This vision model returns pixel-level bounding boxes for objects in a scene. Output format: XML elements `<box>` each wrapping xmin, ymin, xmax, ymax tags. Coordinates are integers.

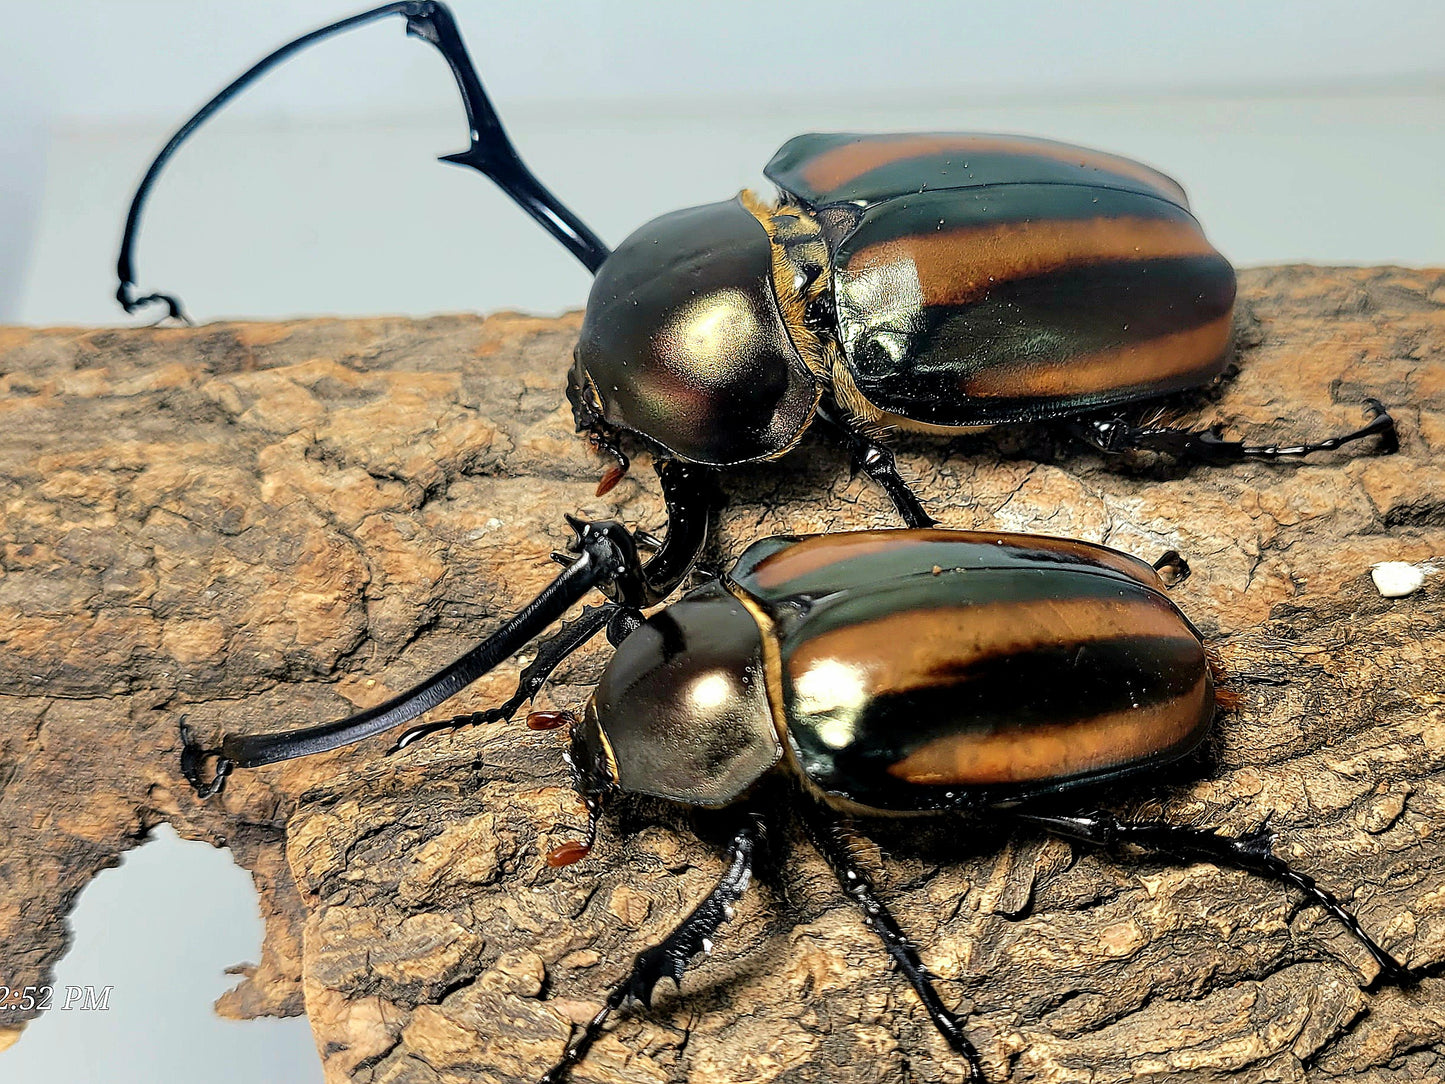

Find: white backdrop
<box><xmin>2</xmin><ymin>0</ymin><xmax>1442</xmax><ymax>325</ymax></box>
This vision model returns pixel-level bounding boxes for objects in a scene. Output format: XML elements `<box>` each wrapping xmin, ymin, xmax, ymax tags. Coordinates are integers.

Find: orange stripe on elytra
<box><xmin>798</xmin><ymin>134</ymin><xmax>1188</xmax><ymax>205</ymax></box>
<box><xmin>885</xmin><ymin>673</ymin><xmax>1210</xmax><ymax>785</ymax></box>
<box><xmin>841</xmin><ymin>215</ymin><xmax>1217</xmax><ymax>308</ymax></box>
<box><xmin>958</xmin><ymin>315</ymin><xmax>1233</xmax><ymax>400</ymax></box>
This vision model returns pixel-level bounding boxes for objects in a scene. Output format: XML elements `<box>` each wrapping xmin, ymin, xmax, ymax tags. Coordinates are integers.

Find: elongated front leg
<box><xmin>803</xmin><ymin>806</ymin><xmax>984</xmax><ymax>1082</ymax></box>
<box><xmin>180</xmin><ymin>519</ymin><xmax>646</xmax><ymax>796</ymax></box>
<box><xmin>815</xmin><ymin>400</ymin><xmax>937</xmax><ymax>528</ymax></box>
<box><xmin>540</xmin><ymin>812</ymin><xmax>766</xmax><ymax>1083</ymax></box>
<box><xmin>1017</xmin><ymin>809</ymin><xmax>1429</xmax><ymax>987</ymax></box>
<box><xmin>1072</xmin><ymin>398</ymin><xmax>1398</xmax><ymax>465</ymax></box>
<box><xmin>403</xmin><ymin>2</ymin><xmax>609</xmax><ymax>271</ymax></box>
<box><xmin>118</xmin><ymin>2</ymin><xmax>610</xmax><ymax>318</ymax></box>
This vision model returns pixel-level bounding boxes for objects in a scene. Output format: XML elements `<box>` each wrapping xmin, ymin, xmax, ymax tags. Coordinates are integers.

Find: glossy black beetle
<box><xmin>119</xmin><ymin>0</ymin><xmax>1398</xmax><ymax>595</ymax></box>
<box><xmin>182</xmin><ymin>527</ymin><xmax>1429</xmax><ymax>1082</ymax></box>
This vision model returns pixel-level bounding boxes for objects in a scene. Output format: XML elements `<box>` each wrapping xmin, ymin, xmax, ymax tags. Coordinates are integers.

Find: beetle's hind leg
<box><xmin>1152</xmin><ymin>549</ymin><xmax>1191</xmax><ymax>585</ymax></box>
<box><xmin>1072</xmin><ymin>398</ymin><xmax>1398</xmax><ymax>465</ymax></box>
<box><xmin>539</xmin><ymin>812</ymin><xmax>766</xmax><ymax>1084</ymax></box>
<box><xmin>1017</xmin><ymin>810</ymin><xmax>1431</xmax><ymax>988</ymax></box>
<box><xmin>803</xmin><ymin>806</ymin><xmax>986</xmax><ymax>1083</ymax></box>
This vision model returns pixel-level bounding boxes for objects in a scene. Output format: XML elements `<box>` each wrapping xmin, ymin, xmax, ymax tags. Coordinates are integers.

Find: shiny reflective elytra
<box><xmin>538</xmin><ymin>530</ymin><xmax>1431</xmax><ymax>1079</ymax></box>
<box><xmin>119</xmin><ymin>2</ymin><xmax>1399</xmax><ymax>575</ymax></box>
<box><xmin>181</xmin><ymin>527</ymin><xmax>1434</xmax><ymax>1083</ymax></box>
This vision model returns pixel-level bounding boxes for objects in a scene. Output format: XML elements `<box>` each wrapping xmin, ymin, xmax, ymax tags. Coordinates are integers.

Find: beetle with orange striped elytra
<box><xmin>119</xmin><ymin>2</ymin><xmax>1398</xmax><ymax>583</ymax></box>
<box><xmin>180</xmin><ymin>524</ymin><xmax>1434</xmax><ymax>1083</ymax></box>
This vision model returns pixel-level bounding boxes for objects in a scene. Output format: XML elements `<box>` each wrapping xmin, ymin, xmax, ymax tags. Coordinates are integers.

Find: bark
<box><xmin>1</xmin><ymin>266</ymin><xmax>1443</xmax><ymax>1083</ymax></box>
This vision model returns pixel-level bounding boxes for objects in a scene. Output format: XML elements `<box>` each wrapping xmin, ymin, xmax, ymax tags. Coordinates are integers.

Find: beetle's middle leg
<box><xmin>1017</xmin><ymin>810</ymin><xmax>1431</xmax><ymax>988</ymax></box>
<box><xmin>1071</xmin><ymin>397</ymin><xmax>1398</xmax><ymax>465</ymax></box>
<box><xmin>539</xmin><ymin>812</ymin><xmax>766</xmax><ymax>1084</ymax></box>
<box><xmin>815</xmin><ymin>400</ymin><xmax>938</xmax><ymax>528</ymax></box>
<box><xmin>803</xmin><ymin>806</ymin><xmax>985</xmax><ymax>1083</ymax></box>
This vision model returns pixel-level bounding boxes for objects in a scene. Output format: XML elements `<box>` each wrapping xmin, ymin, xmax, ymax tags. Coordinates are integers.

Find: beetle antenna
<box><xmin>544</xmin><ymin>747</ymin><xmax>609</xmax><ymax>869</ymax></box>
<box><xmin>117</xmin><ymin>2</ymin><xmax>609</xmax><ymax>319</ymax></box>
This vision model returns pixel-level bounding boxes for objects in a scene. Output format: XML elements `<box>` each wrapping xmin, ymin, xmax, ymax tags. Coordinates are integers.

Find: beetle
<box><xmin>118</xmin><ymin>0</ymin><xmax>1398</xmax><ymax>585</ymax></box>
<box><xmin>181</xmin><ymin>525</ymin><xmax>1429</xmax><ymax>1083</ymax></box>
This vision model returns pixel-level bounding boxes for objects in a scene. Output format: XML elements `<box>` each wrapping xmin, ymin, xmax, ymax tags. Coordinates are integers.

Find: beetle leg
<box><xmin>605</xmin><ymin>606</ymin><xmax>645</xmax><ymax>645</ymax></box>
<box><xmin>804</xmin><ymin>807</ymin><xmax>986</xmax><ymax>1083</ymax></box>
<box><xmin>1018</xmin><ymin>810</ymin><xmax>1429</xmax><ymax>988</ymax></box>
<box><xmin>179</xmin><ymin>717</ymin><xmax>233</xmax><ymax>799</ymax></box>
<box><xmin>1152</xmin><ymin>549</ymin><xmax>1192</xmax><ymax>585</ymax></box>
<box><xmin>815</xmin><ymin>401</ymin><xmax>938</xmax><ymax>528</ymax></box>
<box><xmin>389</xmin><ymin>603</ymin><xmax>619</xmax><ymax>752</ymax></box>
<box><xmin>636</xmin><ymin>459</ymin><xmax>724</xmax><ymax>603</ymax></box>
<box><xmin>405</xmin><ymin>2</ymin><xmax>611</xmax><ymax>273</ymax></box>
<box><xmin>117</xmin><ymin>2</ymin><xmax>609</xmax><ymax>318</ymax></box>
<box><xmin>539</xmin><ymin>812</ymin><xmax>765</xmax><ymax>1084</ymax></box>
<box><xmin>181</xmin><ymin>520</ymin><xmax>644</xmax><ymax>797</ymax></box>
<box><xmin>1073</xmin><ymin>398</ymin><xmax>1398</xmax><ymax>464</ymax></box>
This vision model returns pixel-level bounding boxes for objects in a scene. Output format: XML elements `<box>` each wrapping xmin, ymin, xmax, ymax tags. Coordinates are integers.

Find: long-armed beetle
<box><xmin>119</xmin><ymin>0</ymin><xmax>1398</xmax><ymax>562</ymax></box>
<box><xmin>181</xmin><ymin>526</ymin><xmax>1432</xmax><ymax>1082</ymax></box>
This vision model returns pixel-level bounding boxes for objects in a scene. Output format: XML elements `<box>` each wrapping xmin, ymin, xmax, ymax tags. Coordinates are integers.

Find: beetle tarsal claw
<box><xmin>1362</xmin><ymin>398</ymin><xmax>1401</xmax><ymax>454</ymax></box>
<box><xmin>178</xmin><ymin>717</ymin><xmax>233</xmax><ymax>798</ymax></box>
<box><xmin>628</xmin><ymin>943</ymin><xmax>690</xmax><ymax>1006</ymax></box>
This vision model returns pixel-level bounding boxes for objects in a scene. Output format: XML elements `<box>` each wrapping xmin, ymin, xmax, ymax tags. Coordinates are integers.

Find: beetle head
<box><xmin>572</xmin><ymin>196</ymin><xmax>820</xmax><ymax>466</ymax></box>
<box><xmin>574</xmin><ymin>580</ymin><xmax>782</xmax><ymax>808</ymax></box>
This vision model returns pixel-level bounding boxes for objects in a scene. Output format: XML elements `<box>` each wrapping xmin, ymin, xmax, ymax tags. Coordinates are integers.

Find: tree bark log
<box><xmin>2</xmin><ymin>266</ymin><xmax>1443</xmax><ymax>1083</ymax></box>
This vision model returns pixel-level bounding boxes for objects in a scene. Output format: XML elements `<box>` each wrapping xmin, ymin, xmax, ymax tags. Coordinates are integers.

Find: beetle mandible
<box><xmin>118</xmin><ymin>0</ymin><xmax>1398</xmax><ymax>575</ymax></box>
<box><xmin>182</xmin><ymin>527</ymin><xmax>1433</xmax><ymax>1082</ymax></box>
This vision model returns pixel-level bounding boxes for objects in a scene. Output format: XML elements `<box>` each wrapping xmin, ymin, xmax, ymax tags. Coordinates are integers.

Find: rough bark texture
<box><xmin>1</xmin><ymin>266</ymin><xmax>1443</xmax><ymax>1083</ymax></box>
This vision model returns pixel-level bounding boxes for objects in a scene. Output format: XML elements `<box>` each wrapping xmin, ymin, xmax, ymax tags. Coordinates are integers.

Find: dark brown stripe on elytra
<box><xmin>794</xmin><ymin>133</ymin><xmax>1188</xmax><ymax>206</ymax></box>
<box><xmin>886</xmin><ymin>670</ymin><xmax>1210</xmax><ymax>785</ymax></box>
<box><xmin>784</xmin><ymin>593</ymin><xmax>1194</xmax><ymax>702</ymax></box>
<box><xmin>842</xmin><ymin>213</ymin><xmax>1219</xmax><ymax>309</ymax></box>
<box><xmin>957</xmin><ymin>315</ymin><xmax>1233</xmax><ymax>400</ymax></box>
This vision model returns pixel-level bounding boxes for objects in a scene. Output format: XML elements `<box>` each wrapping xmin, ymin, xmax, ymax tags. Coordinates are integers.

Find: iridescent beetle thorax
<box><xmin>575</xmin><ymin>579</ymin><xmax>780</xmax><ymax>808</ymax></box>
<box><xmin>572</xmin><ymin>196</ymin><xmax>821</xmax><ymax>466</ymax></box>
